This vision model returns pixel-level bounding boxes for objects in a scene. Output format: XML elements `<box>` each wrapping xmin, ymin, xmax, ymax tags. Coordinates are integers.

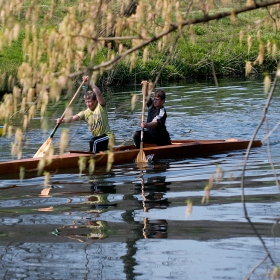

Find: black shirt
<box><xmin>146</xmin><ymin>98</ymin><xmax>171</xmax><ymax>145</ymax></box>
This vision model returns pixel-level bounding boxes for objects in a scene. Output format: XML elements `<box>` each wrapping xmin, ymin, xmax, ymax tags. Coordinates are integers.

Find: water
<box><xmin>0</xmin><ymin>77</ymin><xmax>280</xmax><ymax>279</ymax></box>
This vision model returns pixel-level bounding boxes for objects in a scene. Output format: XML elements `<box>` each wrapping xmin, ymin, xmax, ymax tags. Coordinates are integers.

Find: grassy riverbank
<box><xmin>98</xmin><ymin>16</ymin><xmax>279</xmax><ymax>85</ymax></box>
<box><xmin>0</xmin><ymin>3</ymin><xmax>279</xmax><ymax>88</ymax></box>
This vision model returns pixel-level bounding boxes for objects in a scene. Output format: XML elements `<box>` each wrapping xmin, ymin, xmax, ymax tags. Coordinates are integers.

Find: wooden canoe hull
<box><xmin>0</xmin><ymin>139</ymin><xmax>262</xmax><ymax>176</ymax></box>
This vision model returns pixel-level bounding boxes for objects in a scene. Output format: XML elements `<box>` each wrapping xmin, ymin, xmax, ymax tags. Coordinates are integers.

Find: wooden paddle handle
<box><xmin>60</xmin><ymin>79</ymin><xmax>86</xmax><ymax>120</ymax></box>
<box><xmin>50</xmin><ymin>79</ymin><xmax>86</xmax><ymax>138</ymax></box>
<box><xmin>141</xmin><ymin>81</ymin><xmax>149</xmax><ymax>123</ymax></box>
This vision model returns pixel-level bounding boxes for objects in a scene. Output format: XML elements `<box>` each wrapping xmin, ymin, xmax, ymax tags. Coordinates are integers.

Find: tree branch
<box><xmin>240</xmin><ymin>67</ymin><xmax>279</xmax><ymax>267</ymax></box>
<box><xmin>69</xmin><ymin>0</ymin><xmax>280</xmax><ymax>78</ymax></box>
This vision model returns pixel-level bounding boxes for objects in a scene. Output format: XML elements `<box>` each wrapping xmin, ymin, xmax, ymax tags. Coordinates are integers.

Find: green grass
<box><xmin>0</xmin><ymin>2</ymin><xmax>279</xmax><ymax>89</ymax></box>
<box><xmin>0</xmin><ymin>32</ymin><xmax>23</xmax><ymax>76</ymax></box>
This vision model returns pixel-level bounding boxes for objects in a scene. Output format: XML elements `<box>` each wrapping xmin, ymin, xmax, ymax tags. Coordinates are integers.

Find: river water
<box><xmin>0</xmin><ymin>77</ymin><xmax>280</xmax><ymax>279</ymax></box>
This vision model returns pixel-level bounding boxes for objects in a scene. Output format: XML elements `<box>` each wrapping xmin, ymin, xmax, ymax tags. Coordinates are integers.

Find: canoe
<box><xmin>0</xmin><ymin>139</ymin><xmax>262</xmax><ymax>177</ymax></box>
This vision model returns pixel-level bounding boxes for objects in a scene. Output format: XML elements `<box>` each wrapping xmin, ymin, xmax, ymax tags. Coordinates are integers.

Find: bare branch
<box><xmin>244</xmin><ymin>253</ymin><xmax>270</xmax><ymax>280</ymax></box>
<box><xmin>265</xmin><ymin>118</ymin><xmax>280</xmax><ymax>189</ymax></box>
<box><xmin>240</xmin><ymin>65</ymin><xmax>279</xmax><ymax>266</ymax></box>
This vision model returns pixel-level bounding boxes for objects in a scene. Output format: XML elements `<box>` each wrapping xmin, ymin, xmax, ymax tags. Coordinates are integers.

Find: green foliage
<box><xmin>1</xmin><ymin>1</ymin><xmax>280</xmax><ymax>88</ymax></box>
<box><xmin>0</xmin><ymin>32</ymin><xmax>24</xmax><ymax>77</ymax></box>
<box><xmin>194</xmin><ymin>26</ymin><xmax>207</xmax><ymax>36</ymax></box>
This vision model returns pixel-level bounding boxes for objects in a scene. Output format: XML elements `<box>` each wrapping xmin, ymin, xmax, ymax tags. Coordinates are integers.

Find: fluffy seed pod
<box><xmin>264</xmin><ymin>75</ymin><xmax>271</xmax><ymax>94</ymax></box>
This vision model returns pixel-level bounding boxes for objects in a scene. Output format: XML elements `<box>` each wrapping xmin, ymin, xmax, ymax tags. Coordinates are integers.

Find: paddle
<box><xmin>135</xmin><ymin>81</ymin><xmax>149</xmax><ymax>163</ymax></box>
<box><xmin>33</xmin><ymin>79</ymin><xmax>86</xmax><ymax>158</ymax></box>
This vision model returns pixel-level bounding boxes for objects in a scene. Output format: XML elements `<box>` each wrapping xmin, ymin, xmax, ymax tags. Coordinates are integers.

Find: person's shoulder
<box><xmin>97</xmin><ymin>102</ymin><xmax>107</xmax><ymax>109</ymax></box>
<box><xmin>159</xmin><ymin>106</ymin><xmax>167</xmax><ymax>115</ymax></box>
<box><xmin>82</xmin><ymin>108</ymin><xmax>90</xmax><ymax>113</ymax></box>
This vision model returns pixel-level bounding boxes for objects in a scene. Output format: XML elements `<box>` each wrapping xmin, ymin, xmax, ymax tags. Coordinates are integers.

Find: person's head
<box><xmin>84</xmin><ymin>91</ymin><xmax>98</xmax><ymax>110</ymax></box>
<box><xmin>153</xmin><ymin>89</ymin><xmax>166</xmax><ymax>109</ymax></box>
<box><xmin>154</xmin><ymin>90</ymin><xmax>166</xmax><ymax>100</ymax></box>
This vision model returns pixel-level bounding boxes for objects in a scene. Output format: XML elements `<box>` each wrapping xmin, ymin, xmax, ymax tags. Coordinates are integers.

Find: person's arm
<box><xmin>146</xmin><ymin>96</ymin><xmax>153</xmax><ymax>107</ymax></box>
<box><xmin>90</xmin><ymin>82</ymin><xmax>106</xmax><ymax>106</ymax></box>
<box><xmin>141</xmin><ymin>107</ymin><xmax>167</xmax><ymax>129</ymax></box>
<box><xmin>146</xmin><ymin>82</ymin><xmax>154</xmax><ymax>106</ymax></box>
<box><xmin>141</xmin><ymin>121</ymin><xmax>157</xmax><ymax>129</ymax></box>
<box><xmin>56</xmin><ymin>115</ymin><xmax>80</xmax><ymax>124</ymax></box>
<box><xmin>82</xmin><ymin>75</ymin><xmax>105</xmax><ymax>106</ymax></box>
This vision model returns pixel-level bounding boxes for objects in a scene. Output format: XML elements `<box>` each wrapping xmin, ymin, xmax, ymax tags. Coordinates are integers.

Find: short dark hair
<box><xmin>154</xmin><ymin>89</ymin><xmax>166</xmax><ymax>100</ymax></box>
<box><xmin>84</xmin><ymin>91</ymin><xmax>97</xmax><ymax>101</ymax></box>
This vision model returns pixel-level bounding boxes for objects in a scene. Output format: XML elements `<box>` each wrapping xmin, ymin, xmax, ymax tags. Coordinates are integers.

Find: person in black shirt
<box><xmin>133</xmin><ymin>89</ymin><xmax>171</xmax><ymax>148</ymax></box>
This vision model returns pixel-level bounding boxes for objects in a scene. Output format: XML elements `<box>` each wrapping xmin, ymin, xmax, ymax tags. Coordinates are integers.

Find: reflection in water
<box><xmin>138</xmin><ymin>174</ymin><xmax>171</xmax><ymax>207</ymax></box>
<box><xmin>52</xmin><ymin>220</ymin><xmax>110</xmax><ymax>242</ymax></box>
<box><xmin>90</xmin><ymin>181</ymin><xmax>116</xmax><ymax>194</ymax></box>
<box><xmin>37</xmin><ymin>206</ymin><xmax>54</xmax><ymax>212</ymax></box>
<box><xmin>51</xmin><ymin>181</ymin><xmax>117</xmax><ymax>242</ymax></box>
<box><xmin>119</xmin><ymin>172</ymin><xmax>170</xmax><ymax>279</ymax></box>
<box><xmin>141</xmin><ymin>191</ymin><xmax>170</xmax><ymax>211</ymax></box>
<box><xmin>1</xmin><ymin>79</ymin><xmax>280</xmax><ymax>279</ymax></box>
<box><xmin>142</xmin><ymin>218</ymin><xmax>168</xmax><ymax>239</ymax></box>
<box><xmin>135</xmin><ymin>172</ymin><xmax>170</xmax><ymax>239</ymax></box>
<box><xmin>134</xmin><ymin>175</ymin><xmax>171</xmax><ymax>192</ymax></box>
<box><xmin>85</xmin><ymin>194</ymin><xmax>118</xmax><ymax>214</ymax></box>
<box><xmin>39</xmin><ymin>187</ymin><xmax>52</xmax><ymax>197</ymax></box>
<box><xmin>87</xmin><ymin>181</ymin><xmax>118</xmax><ymax>214</ymax></box>
<box><xmin>138</xmin><ymin>173</ymin><xmax>169</xmax><ymax>238</ymax></box>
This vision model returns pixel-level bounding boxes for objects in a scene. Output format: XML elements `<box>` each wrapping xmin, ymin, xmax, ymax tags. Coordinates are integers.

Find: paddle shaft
<box><xmin>140</xmin><ymin>81</ymin><xmax>149</xmax><ymax>143</ymax></box>
<box><xmin>33</xmin><ymin>79</ymin><xmax>87</xmax><ymax>158</ymax></box>
<box><xmin>50</xmin><ymin>79</ymin><xmax>86</xmax><ymax>138</ymax></box>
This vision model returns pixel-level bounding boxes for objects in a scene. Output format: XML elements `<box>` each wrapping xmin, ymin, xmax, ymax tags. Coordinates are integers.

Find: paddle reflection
<box><xmin>142</xmin><ymin>218</ymin><xmax>168</xmax><ymax>239</ymax></box>
<box><xmin>137</xmin><ymin>173</ymin><xmax>170</xmax><ymax>239</ymax></box>
<box><xmin>39</xmin><ymin>187</ymin><xmax>52</xmax><ymax>197</ymax></box>
<box><xmin>137</xmin><ymin>174</ymin><xmax>171</xmax><ymax>212</ymax></box>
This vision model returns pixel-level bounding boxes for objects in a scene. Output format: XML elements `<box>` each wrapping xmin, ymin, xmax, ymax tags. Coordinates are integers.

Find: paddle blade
<box><xmin>135</xmin><ymin>143</ymin><xmax>148</xmax><ymax>163</ymax></box>
<box><xmin>33</xmin><ymin>137</ymin><xmax>52</xmax><ymax>158</ymax></box>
